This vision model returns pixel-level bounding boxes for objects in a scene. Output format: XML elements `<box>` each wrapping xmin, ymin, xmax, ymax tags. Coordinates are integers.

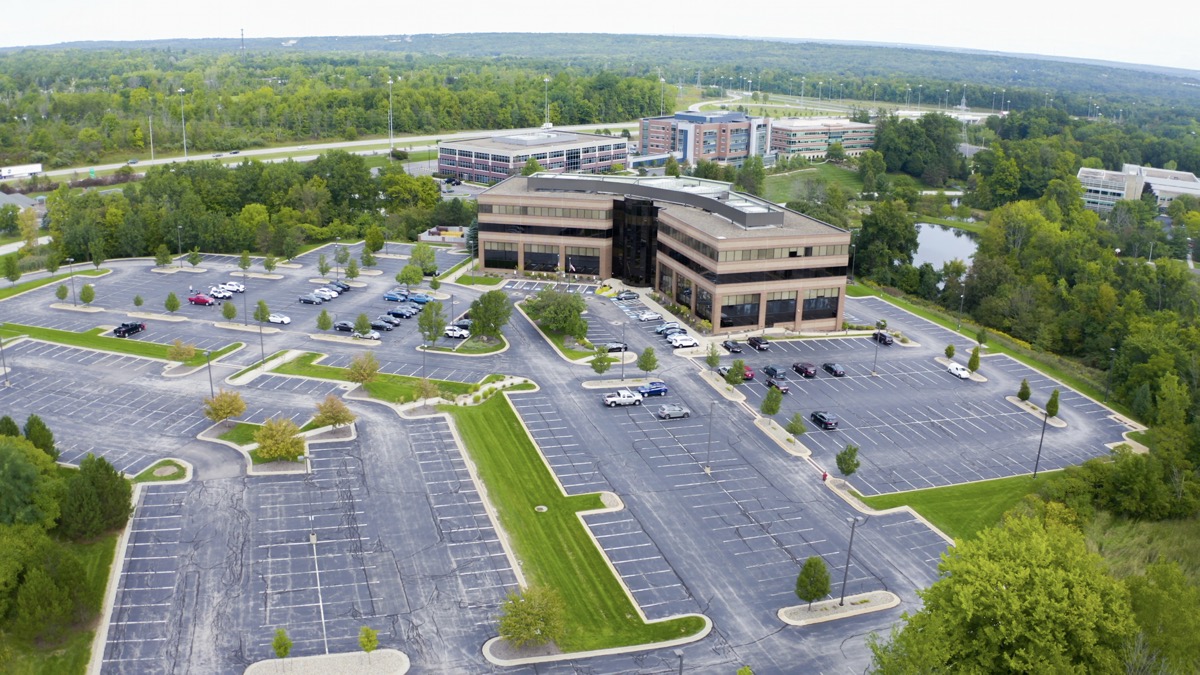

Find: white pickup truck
<box><xmin>603</xmin><ymin>389</ymin><xmax>643</xmax><ymax>407</ymax></box>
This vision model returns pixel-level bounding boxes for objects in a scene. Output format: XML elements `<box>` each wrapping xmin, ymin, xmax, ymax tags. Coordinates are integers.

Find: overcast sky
<box><xmin>2</xmin><ymin>0</ymin><xmax>1195</xmax><ymax>72</ymax></box>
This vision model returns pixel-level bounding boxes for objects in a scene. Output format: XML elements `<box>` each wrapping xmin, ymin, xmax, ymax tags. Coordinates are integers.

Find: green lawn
<box><xmin>858</xmin><ymin>474</ymin><xmax>1043</xmax><ymax>540</ymax></box>
<box><xmin>444</xmin><ymin>395</ymin><xmax>705</xmax><ymax>650</ymax></box>
<box><xmin>436</xmin><ymin>257</ymin><xmax>472</xmax><ymax>281</ymax></box>
<box><xmin>0</xmin><ymin>268</ymin><xmax>110</xmax><ymax>301</ymax></box>
<box><xmin>764</xmin><ymin>163</ymin><xmax>864</xmax><ymax>203</ymax></box>
<box><xmin>133</xmin><ymin>459</ymin><xmax>187</xmax><ymax>483</ymax></box>
<box><xmin>427</xmin><ymin>335</ymin><xmax>506</xmax><ymax>355</ymax></box>
<box><xmin>273</xmin><ymin>352</ymin><xmax>477</xmax><ymax>401</ymax></box>
<box><xmin>218</xmin><ymin>422</ymin><xmax>261</xmax><ymax>446</ymax></box>
<box><xmin>455</xmin><ymin>274</ymin><xmax>503</xmax><ymax>286</ymax></box>
<box><xmin>0</xmin><ymin>322</ymin><xmax>239</xmax><ymax>367</ymax></box>
<box><xmin>518</xmin><ymin>303</ymin><xmax>594</xmax><ymax>360</ymax></box>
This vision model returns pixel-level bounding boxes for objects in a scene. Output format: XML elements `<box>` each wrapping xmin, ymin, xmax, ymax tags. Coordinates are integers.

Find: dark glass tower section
<box><xmin>611</xmin><ymin>198</ymin><xmax>659</xmax><ymax>286</ymax></box>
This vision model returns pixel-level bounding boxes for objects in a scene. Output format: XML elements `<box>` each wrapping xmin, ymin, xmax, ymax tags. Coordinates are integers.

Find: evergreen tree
<box><xmin>1018</xmin><ymin>378</ymin><xmax>1031</xmax><ymax>402</ymax></box>
<box><xmin>0</xmin><ymin>415</ymin><xmax>20</xmax><ymax>437</ymax></box>
<box><xmin>795</xmin><ymin>556</ymin><xmax>831</xmax><ymax>609</ymax></box>
<box><xmin>23</xmin><ymin>414</ymin><xmax>57</xmax><ymax>460</ymax></box>
<box><xmin>967</xmin><ymin>345</ymin><xmax>981</xmax><ymax>373</ymax></box>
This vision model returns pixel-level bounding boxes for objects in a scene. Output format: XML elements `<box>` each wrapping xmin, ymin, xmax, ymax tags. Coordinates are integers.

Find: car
<box><xmin>298</xmin><ymin>294</ymin><xmax>323</xmax><ymax>305</ymax></box>
<box><xmin>766</xmin><ymin>377</ymin><xmax>791</xmax><ymax>394</ymax></box>
<box><xmin>388</xmin><ymin>307</ymin><xmax>417</xmax><ymax>319</ymax></box>
<box><xmin>453</xmin><ymin>318</ymin><xmax>473</xmax><ymax>329</ymax></box>
<box><xmin>329</xmin><ymin>280</ymin><xmax>351</xmax><ymax>292</ymax></box>
<box><xmin>615</xmin><ymin>290</ymin><xmax>638</xmax><ymax>301</ymax></box>
<box><xmin>604</xmin><ymin>342</ymin><xmax>628</xmax><ymax>352</ymax></box>
<box><xmin>637</xmin><ymin>381</ymin><xmax>669</xmax><ymax>397</ymax></box>
<box><xmin>718</xmin><ymin>364</ymin><xmax>756</xmax><ymax>381</ymax></box>
<box><xmin>319</xmin><ymin>286</ymin><xmax>341</xmax><ymax>297</ymax></box>
<box><xmin>408</xmin><ymin>293</ymin><xmax>433</xmax><ymax>304</ymax></box>
<box><xmin>670</xmin><ymin>335</ymin><xmax>699</xmax><ymax>348</ymax></box>
<box><xmin>822</xmin><ymin>363</ymin><xmax>846</xmax><ymax>377</ymax></box>
<box><xmin>369</xmin><ymin>319</ymin><xmax>394</xmax><ymax>331</ymax></box>
<box><xmin>655</xmin><ymin>322</ymin><xmax>681</xmax><ymax>334</ymax></box>
<box><xmin>113</xmin><ymin>321</ymin><xmax>146</xmax><ymax>338</ymax></box>
<box><xmin>353</xmin><ymin>330</ymin><xmax>380</xmax><ymax>340</ymax></box>
<box><xmin>762</xmin><ymin>365</ymin><xmax>789</xmax><ymax>379</ymax></box>
<box><xmin>661</xmin><ymin>327</ymin><xmax>687</xmax><ymax>339</ymax></box>
<box><xmin>228</xmin><ymin>150</ymin><xmax>240</xmax><ymax>155</ymax></box>
<box><xmin>213</xmin><ymin>153</ymin><xmax>224</xmax><ymax>158</ymax></box>
<box><xmin>810</xmin><ymin>411</ymin><xmax>839</xmax><ymax>430</ymax></box>
<box><xmin>657</xmin><ymin>404</ymin><xmax>692</xmax><ymax>420</ymax></box>
<box><xmin>377</xmin><ymin>315</ymin><xmax>402</xmax><ymax>327</ymax></box>
<box><xmin>383</xmin><ymin>291</ymin><xmax>407</xmax><ymax>302</ymax></box>
<box><xmin>445</xmin><ymin>325</ymin><xmax>470</xmax><ymax>339</ymax></box>
<box><xmin>748</xmin><ymin>336</ymin><xmax>770</xmax><ymax>351</ymax></box>
<box><xmin>637</xmin><ymin>310</ymin><xmax>662</xmax><ymax>322</ymax></box>
<box><xmin>207</xmin><ymin>286</ymin><xmax>233</xmax><ymax>299</ymax></box>
<box><xmin>873</xmin><ymin>331</ymin><xmax>894</xmax><ymax>345</ymax></box>
<box><xmin>221</xmin><ymin>281</ymin><xmax>245</xmax><ymax>293</ymax></box>
<box><xmin>948</xmin><ymin>363</ymin><xmax>972</xmax><ymax>379</ymax></box>
<box><xmin>333</xmin><ymin>321</ymin><xmax>354</xmax><ymax>332</ymax></box>
<box><xmin>188</xmin><ymin>293</ymin><xmax>215</xmax><ymax>306</ymax></box>
<box><xmin>267</xmin><ymin>313</ymin><xmax>291</xmax><ymax>325</ymax></box>
<box><xmin>721</xmin><ymin>340</ymin><xmax>743</xmax><ymax>353</ymax></box>
<box><xmin>127</xmin><ymin>158</ymin><xmax>139</xmax><ymax>164</ymax></box>
<box><xmin>792</xmin><ymin>362</ymin><xmax>817</xmax><ymax>378</ymax></box>
<box><xmin>312</xmin><ymin>288</ymin><xmax>337</xmax><ymax>300</ymax></box>
<box><xmin>603</xmin><ymin>390</ymin><xmax>643</xmax><ymax>407</ymax></box>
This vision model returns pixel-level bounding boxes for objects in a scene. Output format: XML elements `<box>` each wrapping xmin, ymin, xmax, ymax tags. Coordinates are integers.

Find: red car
<box><xmin>188</xmin><ymin>293</ymin><xmax>216</xmax><ymax>306</ymax></box>
<box><xmin>718</xmin><ymin>364</ymin><xmax>755</xmax><ymax>380</ymax></box>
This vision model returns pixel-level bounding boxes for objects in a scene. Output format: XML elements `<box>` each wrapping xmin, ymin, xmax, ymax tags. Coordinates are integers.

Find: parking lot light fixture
<box><xmin>839</xmin><ymin>516</ymin><xmax>863</xmax><ymax>606</ymax></box>
<box><xmin>617</xmin><ymin>322</ymin><xmax>626</xmax><ymax>381</ymax></box>
<box><xmin>335</xmin><ymin>237</ymin><xmax>341</xmax><ymax>282</ymax></box>
<box><xmin>1033</xmin><ymin>405</ymin><xmax>1049</xmax><ymax>477</ymax></box>
<box><xmin>871</xmin><ymin>320</ymin><xmax>885</xmax><ymax>375</ymax></box>
<box><xmin>1104</xmin><ymin>347</ymin><xmax>1117</xmax><ymax>403</ymax></box>
<box><xmin>205</xmin><ymin>350</ymin><xmax>214</xmax><ymax>399</ymax></box>
<box><xmin>65</xmin><ymin>257</ymin><xmax>77</xmax><ymax>305</ymax></box>
<box><xmin>0</xmin><ymin>332</ymin><xmax>10</xmax><ymax>387</ymax></box>
<box><xmin>956</xmin><ymin>292</ymin><xmax>965</xmax><ymax>330</ymax></box>
<box><xmin>704</xmin><ymin>400</ymin><xmax>715</xmax><ymax>475</ymax></box>
<box><xmin>176</xmin><ymin>225</ymin><xmax>183</xmax><ymax>268</ymax></box>
<box><xmin>674</xmin><ymin>649</ymin><xmax>684</xmax><ymax>675</ymax></box>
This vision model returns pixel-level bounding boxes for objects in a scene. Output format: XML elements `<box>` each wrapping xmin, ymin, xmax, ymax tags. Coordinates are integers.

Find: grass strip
<box><xmin>455</xmin><ymin>274</ymin><xmax>503</xmax><ymax>286</ymax></box>
<box><xmin>0</xmin><ymin>268</ymin><xmax>109</xmax><ymax>301</ymax></box>
<box><xmin>218</xmin><ymin>421</ymin><xmax>260</xmax><ymax>446</ymax></box>
<box><xmin>518</xmin><ymin>303</ymin><xmax>595</xmax><ymax>360</ymax></box>
<box><xmin>444</xmin><ymin>395</ymin><xmax>704</xmax><ymax>650</ymax></box>
<box><xmin>857</xmin><ymin>474</ymin><xmax>1043</xmax><ymax>541</ymax></box>
<box><xmin>273</xmin><ymin>352</ymin><xmax>477</xmax><ymax>402</ymax></box>
<box><xmin>427</xmin><ymin>335</ymin><xmax>506</xmax><ymax>355</ymax></box>
<box><xmin>917</xmin><ymin>216</ymin><xmax>987</xmax><ymax>234</ymax></box>
<box><xmin>184</xmin><ymin>341</ymin><xmax>242</xmax><ymax>368</ymax></box>
<box><xmin>133</xmin><ymin>459</ymin><xmax>187</xmax><ymax>483</ymax></box>
<box><xmin>231</xmin><ymin>350</ymin><xmax>288</xmax><ymax>379</ymax></box>
<box><xmin>1</xmin><ymin>322</ymin><xmax>239</xmax><ymax>365</ymax></box>
<box><xmin>436</xmin><ymin>257</ymin><xmax>471</xmax><ymax>281</ymax></box>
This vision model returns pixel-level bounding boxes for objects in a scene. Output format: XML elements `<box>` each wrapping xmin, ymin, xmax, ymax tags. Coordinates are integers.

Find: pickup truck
<box><xmin>602</xmin><ymin>389</ymin><xmax>643</xmax><ymax>407</ymax></box>
<box><xmin>113</xmin><ymin>321</ymin><xmax>146</xmax><ymax>338</ymax></box>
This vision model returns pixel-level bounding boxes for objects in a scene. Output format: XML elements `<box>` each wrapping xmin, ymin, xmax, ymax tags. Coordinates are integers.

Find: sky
<box><xmin>2</xmin><ymin>1</ymin><xmax>1195</xmax><ymax>73</ymax></box>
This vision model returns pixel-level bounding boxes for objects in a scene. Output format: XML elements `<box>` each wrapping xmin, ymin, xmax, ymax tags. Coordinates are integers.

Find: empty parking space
<box><xmin>584</xmin><ymin>513</ymin><xmax>699</xmax><ymax>620</ymax></box>
<box><xmin>315</xmin><ymin>353</ymin><xmax>488</xmax><ymax>385</ymax></box>
<box><xmin>501</xmin><ymin>279</ymin><xmax>599</xmax><ymax>295</ymax></box>
<box><xmin>509</xmin><ymin>394</ymin><xmax>614</xmax><ymax>495</ymax></box>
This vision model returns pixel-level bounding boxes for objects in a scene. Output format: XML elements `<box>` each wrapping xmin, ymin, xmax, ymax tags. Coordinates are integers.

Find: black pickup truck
<box><xmin>113</xmin><ymin>321</ymin><xmax>146</xmax><ymax>338</ymax></box>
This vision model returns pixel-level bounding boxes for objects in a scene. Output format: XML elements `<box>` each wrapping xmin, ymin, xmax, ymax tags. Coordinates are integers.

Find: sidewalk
<box><xmin>0</xmin><ymin>235</ymin><xmax>51</xmax><ymax>256</ymax></box>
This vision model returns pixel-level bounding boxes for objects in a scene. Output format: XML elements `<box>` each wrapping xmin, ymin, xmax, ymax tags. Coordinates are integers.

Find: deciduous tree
<box><xmin>165</xmin><ymin>292</ymin><xmax>180</xmax><ymax>314</ymax></box>
<box><xmin>154</xmin><ymin>244</ymin><xmax>173</xmax><ymax>267</ymax></box>
<box><xmin>359</xmin><ymin>625</ymin><xmax>379</xmax><ymax>660</ymax></box>
<box><xmin>22</xmin><ymin>414</ymin><xmax>56</xmax><ymax>460</ymax></box>
<box><xmin>204</xmin><ymin>389</ymin><xmax>246</xmax><ymax>424</ymax></box>
<box><xmin>761</xmin><ymin>387</ymin><xmax>782</xmax><ymax>416</ymax></box>
<box><xmin>410</xmin><ymin>242</ymin><xmax>437</xmax><ymax>274</ymax></box>
<box><xmin>353</xmin><ymin>312</ymin><xmax>372</xmax><ymax>336</ymax></box>
<box><xmin>0</xmin><ymin>434</ymin><xmax>63</xmax><ymax>529</ymax></box>
<box><xmin>1018</xmin><ymin>378</ymin><xmax>1030</xmax><ymax>402</ymax></box>
<box><xmin>836</xmin><ymin>444</ymin><xmax>860</xmax><ymax>475</ymax></box>
<box><xmin>254</xmin><ymin>417</ymin><xmax>305</xmax><ymax>462</ymax></box>
<box><xmin>79</xmin><ymin>283</ymin><xmax>95</xmax><ymax>306</ymax></box>
<box><xmin>397</xmin><ymin>264</ymin><xmax>422</xmax><ymax>290</ymax></box>
<box><xmin>591</xmin><ymin>349</ymin><xmax>613</xmax><ymax>375</ymax></box>
<box><xmin>345</xmin><ymin>257</ymin><xmax>360</xmax><ymax>280</ymax></box>
<box><xmin>317</xmin><ymin>309</ymin><xmax>332</xmax><ymax>331</ymax></box>
<box><xmin>497</xmin><ymin>585</ymin><xmax>566</xmax><ymax>648</ymax></box>
<box><xmin>725</xmin><ymin>359</ymin><xmax>746</xmax><ymax>385</ymax></box>
<box><xmin>967</xmin><ymin>345</ymin><xmax>980</xmax><ymax>373</ymax></box>
<box><xmin>222</xmin><ymin>301</ymin><xmax>237</xmax><ymax>321</ymax></box>
<box><xmin>3</xmin><ymin>255</ymin><xmax>19</xmax><ymax>285</ymax></box>
<box><xmin>313</xmin><ymin>394</ymin><xmax>356</xmax><ymax>428</ymax></box>
<box><xmin>55</xmin><ymin>284</ymin><xmax>68</xmax><ymax>302</ymax></box>
<box><xmin>705</xmin><ymin>342</ymin><xmax>720</xmax><ymax>370</ymax></box>
<box><xmin>418</xmin><ymin>301</ymin><xmax>446</xmax><ymax>349</ymax></box>
<box><xmin>347</xmin><ymin>352</ymin><xmax>380</xmax><ymax>385</ymax></box>
<box><xmin>469</xmin><ymin>290</ymin><xmax>512</xmax><ymax>342</ymax></box>
<box><xmin>795</xmin><ymin>556</ymin><xmax>831</xmax><ymax>609</ymax></box>
<box><xmin>272</xmin><ymin>628</ymin><xmax>293</xmax><ymax>659</ymax></box>
<box><xmin>636</xmin><ymin>347</ymin><xmax>658</xmax><ymax>375</ymax></box>
<box><xmin>187</xmin><ymin>248</ymin><xmax>202</xmax><ymax>267</ymax></box>
<box><xmin>317</xmin><ymin>253</ymin><xmax>331</xmax><ymax>277</ymax></box>
<box><xmin>786</xmin><ymin>413</ymin><xmax>807</xmax><ymax>436</ymax></box>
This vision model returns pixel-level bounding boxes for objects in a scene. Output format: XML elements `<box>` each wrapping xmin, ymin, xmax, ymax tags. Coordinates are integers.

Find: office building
<box><xmin>639</xmin><ymin>111</ymin><xmax>770</xmax><ymax>166</ymax></box>
<box><xmin>1078</xmin><ymin>164</ymin><xmax>1200</xmax><ymax>213</ymax></box>
<box><xmin>477</xmin><ymin>174</ymin><xmax>851</xmax><ymax>333</ymax></box>
<box><xmin>769</xmin><ymin>118</ymin><xmax>876</xmax><ymax>158</ymax></box>
<box><xmin>438</xmin><ymin>130</ymin><xmax>628</xmax><ymax>185</ymax></box>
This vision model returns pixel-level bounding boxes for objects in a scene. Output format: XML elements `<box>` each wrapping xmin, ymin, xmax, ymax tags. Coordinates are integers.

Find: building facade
<box><xmin>477</xmin><ymin>174</ymin><xmax>851</xmax><ymax>333</ymax></box>
<box><xmin>438</xmin><ymin>130</ymin><xmax>628</xmax><ymax>185</ymax></box>
<box><xmin>769</xmin><ymin>118</ymin><xmax>876</xmax><ymax>158</ymax></box>
<box><xmin>639</xmin><ymin>111</ymin><xmax>770</xmax><ymax>166</ymax></box>
<box><xmin>1078</xmin><ymin>164</ymin><xmax>1200</xmax><ymax>213</ymax></box>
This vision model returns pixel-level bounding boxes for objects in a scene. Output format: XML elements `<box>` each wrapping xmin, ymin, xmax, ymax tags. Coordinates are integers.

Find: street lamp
<box><xmin>917</xmin><ymin>84</ymin><xmax>922</xmax><ymax>109</ymax></box>
<box><xmin>704</xmin><ymin>400</ymin><xmax>715</xmax><ymax>475</ymax></box>
<box><xmin>617</xmin><ymin>322</ymin><xmax>627</xmax><ymax>381</ymax></box>
<box><xmin>659</xmin><ymin>77</ymin><xmax>666</xmax><ymax>116</ymax></box>
<box><xmin>65</xmin><ymin>257</ymin><xmax>77</xmax><ymax>306</ymax></box>
<box><xmin>334</xmin><ymin>237</ymin><xmax>341</xmax><ymax>281</ymax></box>
<box><xmin>1104</xmin><ymin>347</ymin><xmax>1117</xmax><ymax>403</ymax></box>
<box><xmin>673</xmin><ymin>649</ymin><xmax>684</xmax><ymax>675</ymax></box>
<box><xmin>871</xmin><ymin>320</ymin><xmax>885</xmax><ymax>375</ymax></box>
<box><xmin>0</xmin><ymin>330</ymin><xmax>10</xmax><ymax>387</ymax></box>
<box><xmin>1033</xmin><ymin>398</ymin><xmax>1050</xmax><ymax>477</ymax></box>
<box><xmin>176</xmin><ymin>225</ymin><xmax>183</xmax><ymax>268</ymax></box>
<box><xmin>957</xmin><ymin>292</ymin><xmax>965</xmax><ymax>330</ymax></box>
<box><xmin>388</xmin><ymin>77</ymin><xmax>395</xmax><ymax>152</ymax></box>
<box><xmin>205</xmin><ymin>350</ymin><xmax>214</xmax><ymax>399</ymax></box>
<box><xmin>839</xmin><ymin>516</ymin><xmax>863</xmax><ymax>606</ymax></box>
<box><xmin>178</xmin><ymin>87</ymin><xmax>187</xmax><ymax>159</ymax></box>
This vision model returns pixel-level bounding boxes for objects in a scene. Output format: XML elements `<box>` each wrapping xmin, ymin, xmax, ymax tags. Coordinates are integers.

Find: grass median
<box><xmin>857</xmin><ymin>474</ymin><xmax>1043</xmax><ymax>540</ymax></box>
<box><xmin>0</xmin><ymin>268</ymin><xmax>110</xmax><ymax>301</ymax></box>
<box><xmin>444</xmin><ymin>394</ymin><xmax>705</xmax><ymax>651</ymax></box>
<box><xmin>273</xmin><ymin>352</ymin><xmax>478</xmax><ymax>402</ymax></box>
<box><xmin>1</xmin><ymin>322</ymin><xmax>239</xmax><ymax>365</ymax></box>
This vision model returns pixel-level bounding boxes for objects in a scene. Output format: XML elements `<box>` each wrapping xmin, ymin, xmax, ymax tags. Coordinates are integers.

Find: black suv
<box><xmin>873</xmin><ymin>331</ymin><xmax>894</xmax><ymax>345</ymax></box>
<box><xmin>113</xmin><ymin>321</ymin><xmax>146</xmax><ymax>338</ymax></box>
<box><xmin>748</xmin><ymin>336</ymin><xmax>770</xmax><ymax>351</ymax></box>
<box><xmin>792</xmin><ymin>362</ymin><xmax>817</xmax><ymax>378</ymax></box>
<box><xmin>329</xmin><ymin>280</ymin><xmax>351</xmax><ymax>292</ymax></box>
<box><xmin>823</xmin><ymin>363</ymin><xmax>846</xmax><ymax>377</ymax></box>
<box><xmin>810</xmin><ymin>411</ymin><xmax>839</xmax><ymax>430</ymax></box>
<box><xmin>762</xmin><ymin>365</ymin><xmax>788</xmax><ymax>379</ymax></box>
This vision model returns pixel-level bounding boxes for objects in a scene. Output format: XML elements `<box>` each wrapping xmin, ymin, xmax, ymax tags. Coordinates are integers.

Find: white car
<box><xmin>353</xmin><ymin>330</ymin><xmax>380</xmax><ymax>340</ymax></box>
<box><xmin>669</xmin><ymin>335</ymin><xmax>699</xmax><ymax>348</ymax></box>
<box><xmin>221</xmin><ymin>281</ymin><xmax>245</xmax><ymax>293</ymax></box>
<box><xmin>947</xmin><ymin>363</ymin><xmax>971</xmax><ymax>379</ymax></box>
<box><xmin>312</xmin><ymin>288</ymin><xmax>337</xmax><ymax>300</ymax></box>
<box><xmin>207</xmin><ymin>286</ymin><xmax>232</xmax><ymax>299</ymax></box>
<box><xmin>637</xmin><ymin>310</ymin><xmax>662</xmax><ymax>322</ymax></box>
<box><xmin>445</xmin><ymin>326</ymin><xmax>470</xmax><ymax>339</ymax></box>
<box><xmin>268</xmin><ymin>313</ymin><xmax>291</xmax><ymax>325</ymax></box>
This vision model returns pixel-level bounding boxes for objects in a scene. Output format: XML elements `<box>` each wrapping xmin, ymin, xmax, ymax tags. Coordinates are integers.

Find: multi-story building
<box><xmin>639</xmin><ymin>111</ymin><xmax>770</xmax><ymax>166</ymax></box>
<box><xmin>438</xmin><ymin>130</ymin><xmax>628</xmax><ymax>185</ymax></box>
<box><xmin>769</xmin><ymin>118</ymin><xmax>876</xmax><ymax>158</ymax></box>
<box><xmin>477</xmin><ymin>174</ymin><xmax>851</xmax><ymax>333</ymax></box>
<box><xmin>1078</xmin><ymin>164</ymin><xmax>1200</xmax><ymax>213</ymax></box>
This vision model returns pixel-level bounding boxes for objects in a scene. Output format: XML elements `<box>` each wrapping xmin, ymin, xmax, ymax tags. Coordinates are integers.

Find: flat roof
<box><xmin>772</xmin><ymin>117</ymin><xmax>875</xmax><ymax>131</ymax></box>
<box><xmin>442</xmin><ymin>129</ymin><xmax>625</xmax><ymax>153</ymax></box>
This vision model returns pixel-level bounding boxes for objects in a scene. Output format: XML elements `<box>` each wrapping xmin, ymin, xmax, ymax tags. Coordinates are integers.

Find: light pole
<box><xmin>618</xmin><ymin>322</ymin><xmax>627</xmax><ymax>381</ymax></box>
<box><xmin>205</xmin><ymin>350</ymin><xmax>214</xmax><ymax>399</ymax></box>
<box><xmin>334</xmin><ymin>237</ymin><xmax>341</xmax><ymax>281</ymax></box>
<box><xmin>871</xmin><ymin>320</ymin><xmax>885</xmax><ymax>375</ymax></box>
<box><xmin>956</xmin><ymin>292</ymin><xmax>966</xmax><ymax>330</ymax></box>
<box><xmin>178</xmin><ymin>87</ymin><xmax>187</xmax><ymax>158</ymax></box>
<box><xmin>659</xmin><ymin>78</ymin><xmax>666</xmax><ymax>116</ymax></box>
<box><xmin>1033</xmin><ymin>402</ymin><xmax>1049</xmax><ymax>477</ymax></box>
<box><xmin>704</xmin><ymin>400</ymin><xmax>715</xmax><ymax>475</ymax></box>
<box><xmin>388</xmin><ymin>77</ymin><xmax>395</xmax><ymax>152</ymax></box>
<box><xmin>872</xmin><ymin>83</ymin><xmax>878</xmax><ymax>107</ymax></box>
<box><xmin>917</xmin><ymin>84</ymin><xmax>922</xmax><ymax>109</ymax></box>
<box><xmin>0</xmin><ymin>330</ymin><xmax>10</xmax><ymax>387</ymax></box>
<box><xmin>176</xmin><ymin>225</ymin><xmax>183</xmax><ymax>268</ymax></box>
<box><xmin>1104</xmin><ymin>347</ymin><xmax>1117</xmax><ymax>403</ymax></box>
<box><xmin>673</xmin><ymin>649</ymin><xmax>684</xmax><ymax>675</ymax></box>
<box><xmin>800</xmin><ymin>76</ymin><xmax>806</xmax><ymax>107</ymax></box>
<box><xmin>65</xmin><ymin>257</ymin><xmax>77</xmax><ymax>306</ymax></box>
<box><xmin>839</xmin><ymin>516</ymin><xmax>863</xmax><ymax>606</ymax></box>
<box><xmin>543</xmin><ymin>76</ymin><xmax>551</xmax><ymax>125</ymax></box>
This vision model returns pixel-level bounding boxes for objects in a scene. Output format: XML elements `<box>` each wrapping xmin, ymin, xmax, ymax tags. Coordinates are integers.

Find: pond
<box><xmin>913</xmin><ymin>223</ymin><xmax>978</xmax><ymax>269</ymax></box>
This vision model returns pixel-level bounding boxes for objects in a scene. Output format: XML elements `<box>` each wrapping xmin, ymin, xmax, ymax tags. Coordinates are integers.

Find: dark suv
<box><xmin>810</xmin><ymin>411</ymin><xmax>839</xmax><ymax>430</ymax></box>
<box><xmin>113</xmin><ymin>321</ymin><xmax>146</xmax><ymax>338</ymax></box>
<box><xmin>792</xmin><ymin>362</ymin><xmax>817</xmax><ymax>378</ymax></box>
<box><xmin>748</xmin><ymin>336</ymin><xmax>770</xmax><ymax>351</ymax></box>
<box><xmin>873</xmin><ymin>331</ymin><xmax>894</xmax><ymax>345</ymax></box>
<box><xmin>762</xmin><ymin>365</ymin><xmax>788</xmax><ymax>379</ymax></box>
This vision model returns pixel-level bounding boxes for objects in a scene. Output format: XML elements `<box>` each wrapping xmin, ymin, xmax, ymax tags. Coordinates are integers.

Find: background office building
<box><xmin>769</xmin><ymin>118</ymin><xmax>876</xmax><ymax>158</ymax></box>
<box><xmin>477</xmin><ymin>174</ymin><xmax>851</xmax><ymax>333</ymax></box>
<box><xmin>1078</xmin><ymin>164</ymin><xmax>1200</xmax><ymax>213</ymax></box>
<box><xmin>438</xmin><ymin>130</ymin><xmax>628</xmax><ymax>185</ymax></box>
<box><xmin>638</xmin><ymin>111</ymin><xmax>770</xmax><ymax>166</ymax></box>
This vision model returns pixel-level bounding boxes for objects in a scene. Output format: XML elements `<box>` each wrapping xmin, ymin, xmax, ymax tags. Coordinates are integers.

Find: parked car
<box><xmin>313</xmin><ymin>288</ymin><xmax>337</xmax><ymax>301</ymax></box>
<box><xmin>766</xmin><ymin>377</ymin><xmax>791</xmax><ymax>394</ymax></box>
<box><xmin>948</xmin><ymin>363</ymin><xmax>971</xmax><ymax>379</ymax></box>
<box><xmin>822</xmin><ymin>363</ymin><xmax>846</xmax><ymax>377</ymax></box>
<box><xmin>670</xmin><ymin>335</ymin><xmax>699</xmax><ymax>348</ymax></box>
<box><xmin>792</xmin><ymin>362</ymin><xmax>817</xmax><ymax>378</ymax></box>
<box><xmin>333</xmin><ymin>321</ymin><xmax>354</xmax><ymax>332</ymax></box>
<box><xmin>187</xmin><ymin>293</ymin><xmax>215</xmax><ymax>306</ymax></box>
<box><xmin>604</xmin><ymin>342</ymin><xmax>628</xmax><ymax>352</ymax></box>
<box><xmin>383</xmin><ymin>291</ymin><xmax>407</xmax><ymax>302</ymax></box>
<box><xmin>748</xmin><ymin>336</ymin><xmax>770</xmax><ymax>351</ymax></box>
<box><xmin>637</xmin><ymin>310</ymin><xmax>662</xmax><ymax>322</ymax></box>
<box><xmin>353</xmin><ymin>330</ymin><xmax>381</xmax><ymax>340</ymax></box>
<box><xmin>377</xmin><ymin>315</ymin><xmax>402</xmax><ymax>327</ymax></box>
<box><xmin>445</xmin><ymin>325</ymin><xmax>470</xmax><ymax>339</ymax></box>
<box><xmin>615</xmin><ymin>290</ymin><xmax>638</xmax><ymax>301</ymax></box>
<box><xmin>298</xmin><ymin>294</ymin><xmax>323</xmax><ymax>305</ymax></box>
<box><xmin>657</xmin><ymin>404</ymin><xmax>692</xmax><ymax>420</ymax></box>
<box><xmin>718</xmin><ymin>364</ymin><xmax>755</xmax><ymax>381</ymax></box>
<box><xmin>328</xmin><ymin>280</ymin><xmax>351</xmax><ymax>291</ymax></box>
<box><xmin>221</xmin><ymin>281</ymin><xmax>245</xmax><ymax>293</ymax></box>
<box><xmin>113</xmin><ymin>321</ymin><xmax>146</xmax><ymax>338</ymax></box>
<box><xmin>810</xmin><ymin>411</ymin><xmax>839</xmax><ymax>430</ymax></box>
<box><xmin>388</xmin><ymin>307</ymin><xmax>417</xmax><ymax>319</ymax></box>
<box><xmin>207</xmin><ymin>286</ymin><xmax>233</xmax><ymax>299</ymax></box>
<box><xmin>661</xmin><ymin>327</ymin><xmax>687</xmax><ymax>339</ymax></box>
<box><xmin>408</xmin><ymin>293</ymin><xmax>433</xmax><ymax>304</ymax></box>
<box><xmin>873</xmin><ymin>331</ymin><xmax>894</xmax><ymax>345</ymax></box>
<box><xmin>267</xmin><ymin>313</ymin><xmax>291</xmax><ymax>325</ymax></box>
<box><xmin>637</xmin><ymin>381</ymin><xmax>669</xmax><ymax>397</ymax></box>
<box><xmin>721</xmin><ymin>340</ymin><xmax>743</xmax><ymax>353</ymax></box>
<box><xmin>762</xmin><ymin>365</ymin><xmax>788</xmax><ymax>379</ymax></box>
<box><xmin>603</xmin><ymin>390</ymin><xmax>643</xmax><ymax>407</ymax></box>
<box><xmin>453</xmin><ymin>318</ymin><xmax>473</xmax><ymax>329</ymax></box>
<box><xmin>369</xmin><ymin>319</ymin><xmax>394</xmax><ymax>331</ymax></box>
<box><xmin>321</xmin><ymin>285</ymin><xmax>343</xmax><ymax>296</ymax></box>
<box><xmin>655</xmin><ymin>322</ymin><xmax>681</xmax><ymax>334</ymax></box>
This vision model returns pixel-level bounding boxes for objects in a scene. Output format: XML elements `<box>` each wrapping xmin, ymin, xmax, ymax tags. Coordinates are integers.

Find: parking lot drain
<box><xmin>535</xmin><ymin>505</ymin><xmax>548</xmax><ymax>512</ymax></box>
